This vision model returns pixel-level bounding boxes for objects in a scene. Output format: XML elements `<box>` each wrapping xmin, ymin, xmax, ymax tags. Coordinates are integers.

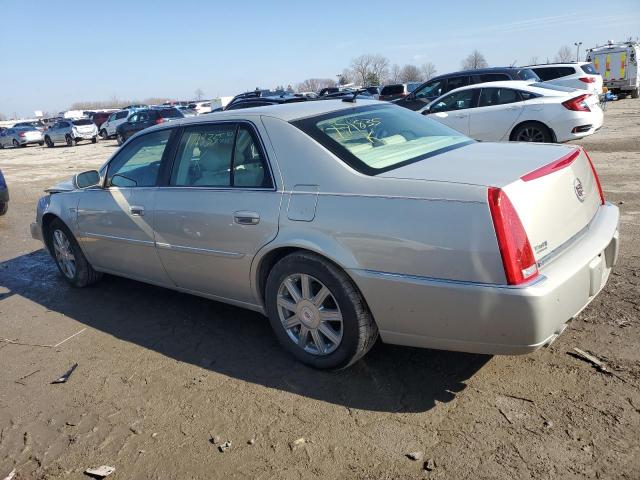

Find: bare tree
<box><xmin>351</xmin><ymin>53</ymin><xmax>389</xmax><ymax>86</ymax></box>
<box><xmin>400</xmin><ymin>64</ymin><xmax>422</xmax><ymax>82</ymax></box>
<box><xmin>461</xmin><ymin>50</ymin><xmax>488</xmax><ymax>70</ymax></box>
<box><xmin>296</xmin><ymin>78</ymin><xmax>336</xmax><ymax>92</ymax></box>
<box><xmin>194</xmin><ymin>88</ymin><xmax>205</xmax><ymax>100</ymax></box>
<box><xmin>529</xmin><ymin>56</ymin><xmax>539</xmax><ymax>65</ymax></box>
<box><xmin>339</xmin><ymin>68</ymin><xmax>353</xmax><ymax>85</ymax></box>
<box><xmin>555</xmin><ymin>45</ymin><xmax>573</xmax><ymax>63</ymax></box>
<box><xmin>389</xmin><ymin>64</ymin><xmax>401</xmax><ymax>83</ymax></box>
<box><xmin>420</xmin><ymin>62</ymin><xmax>437</xmax><ymax>81</ymax></box>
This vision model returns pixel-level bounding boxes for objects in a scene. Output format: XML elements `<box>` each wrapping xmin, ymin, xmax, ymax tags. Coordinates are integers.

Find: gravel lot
<box><xmin>1</xmin><ymin>100</ymin><xmax>639</xmax><ymax>479</ymax></box>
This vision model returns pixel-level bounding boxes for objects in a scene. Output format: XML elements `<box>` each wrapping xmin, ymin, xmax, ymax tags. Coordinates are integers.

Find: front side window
<box><xmin>116</xmin><ymin>111</ymin><xmax>128</xmax><ymax>120</ymax></box>
<box><xmin>414</xmin><ymin>79</ymin><xmax>445</xmax><ymax>99</ymax></box>
<box><xmin>292</xmin><ymin>104</ymin><xmax>472</xmax><ymax>175</ymax></box>
<box><xmin>107</xmin><ymin>129</ymin><xmax>171</xmax><ymax>187</ymax></box>
<box><xmin>129</xmin><ymin>114</ymin><xmax>138</xmax><ymax>123</ymax></box>
<box><xmin>480</xmin><ymin>73</ymin><xmax>510</xmax><ymax>82</ymax></box>
<box><xmin>431</xmin><ymin>89</ymin><xmax>476</xmax><ymax>112</ymax></box>
<box><xmin>478</xmin><ymin>88</ymin><xmax>521</xmax><ymax>107</ymax></box>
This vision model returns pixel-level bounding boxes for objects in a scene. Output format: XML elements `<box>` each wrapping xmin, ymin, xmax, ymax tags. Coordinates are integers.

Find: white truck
<box><xmin>586</xmin><ymin>41</ymin><xmax>640</xmax><ymax>98</ymax></box>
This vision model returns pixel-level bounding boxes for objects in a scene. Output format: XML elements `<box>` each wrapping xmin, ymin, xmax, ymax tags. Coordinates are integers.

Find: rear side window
<box><xmin>480</xmin><ymin>73</ymin><xmax>510</xmax><ymax>82</ymax></box>
<box><xmin>292</xmin><ymin>104</ymin><xmax>472</xmax><ymax>175</ymax></box>
<box><xmin>478</xmin><ymin>88</ymin><xmax>521</xmax><ymax>107</ymax></box>
<box><xmin>380</xmin><ymin>85</ymin><xmax>404</xmax><ymax>95</ymax></box>
<box><xmin>407</xmin><ymin>83</ymin><xmax>421</xmax><ymax>92</ymax></box>
<box><xmin>116</xmin><ymin>111</ymin><xmax>128</xmax><ymax>120</ymax></box>
<box><xmin>516</xmin><ymin>69</ymin><xmax>540</xmax><ymax>81</ymax></box>
<box><xmin>581</xmin><ymin>63</ymin><xmax>597</xmax><ymax>74</ymax></box>
<box><xmin>445</xmin><ymin>76</ymin><xmax>470</xmax><ymax>92</ymax></box>
<box><xmin>159</xmin><ymin>108</ymin><xmax>183</xmax><ymax>118</ymax></box>
<box><xmin>72</xmin><ymin>119</ymin><xmax>93</xmax><ymax>126</ymax></box>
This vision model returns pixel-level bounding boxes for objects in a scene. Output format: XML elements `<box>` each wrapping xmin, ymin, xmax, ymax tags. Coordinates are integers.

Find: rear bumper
<box><xmin>555</xmin><ymin>110</ymin><xmax>604</xmax><ymax>142</ymax></box>
<box><xmin>349</xmin><ymin>203</ymin><xmax>619</xmax><ymax>355</ymax></box>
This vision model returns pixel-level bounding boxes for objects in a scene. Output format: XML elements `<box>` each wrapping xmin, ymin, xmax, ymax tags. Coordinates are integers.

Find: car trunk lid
<box><xmin>379</xmin><ymin>142</ymin><xmax>602</xmax><ymax>261</ymax></box>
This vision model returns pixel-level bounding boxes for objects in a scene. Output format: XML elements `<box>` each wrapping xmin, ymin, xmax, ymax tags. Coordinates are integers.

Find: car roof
<box><xmin>440</xmin><ymin>80</ymin><xmax>573</xmax><ymax>97</ymax></box>
<box><xmin>430</xmin><ymin>66</ymin><xmax>530</xmax><ymax>80</ymax></box>
<box><xmin>525</xmin><ymin>62</ymin><xmax>588</xmax><ymax>68</ymax></box>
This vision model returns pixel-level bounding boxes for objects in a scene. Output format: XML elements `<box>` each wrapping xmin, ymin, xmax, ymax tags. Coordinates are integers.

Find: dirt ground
<box><xmin>0</xmin><ymin>101</ymin><xmax>639</xmax><ymax>480</ymax></box>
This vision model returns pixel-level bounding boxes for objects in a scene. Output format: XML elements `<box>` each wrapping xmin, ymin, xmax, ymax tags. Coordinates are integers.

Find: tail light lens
<box><xmin>19</xmin><ymin>132</ymin><xmax>25</xmax><ymax>137</ymax></box>
<box><xmin>488</xmin><ymin>188</ymin><xmax>539</xmax><ymax>285</ymax></box>
<box><xmin>562</xmin><ymin>94</ymin><xmax>591</xmax><ymax>112</ymax></box>
<box><xmin>579</xmin><ymin>77</ymin><xmax>596</xmax><ymax>83</ymax></box>
<box><xmin>155</xmin><ymin>117</ymin><xmax>165</xmax><ymax>125</ymax></box>
<box><xmin>582</xmin><ymin>148</ymin><xmax>605</xmax><ymax>205</ymax></box>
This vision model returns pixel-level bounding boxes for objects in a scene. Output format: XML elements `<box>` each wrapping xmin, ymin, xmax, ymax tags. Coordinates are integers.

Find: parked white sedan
<box><xmin>31</xmin><ymin>100</ymin><xmax>619</xmax><ymax>369</ymax></box>
<box><xmin>422</xmin><ymin>81</ymin><xmax>603</xmax><ymax>143</ymax></box>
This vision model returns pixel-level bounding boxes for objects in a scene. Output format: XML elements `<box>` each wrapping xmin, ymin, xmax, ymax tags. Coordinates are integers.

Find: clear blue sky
<box><xmin>1</xmin><ymin>0</ymin><xmax>638</xmax><ymax>117</ymax></box>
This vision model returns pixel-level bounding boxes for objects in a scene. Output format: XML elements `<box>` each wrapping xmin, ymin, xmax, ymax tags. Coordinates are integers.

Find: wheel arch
<box><xmin>41</xmin><ymin>212</ymin><xmax>62</xmax><ymax>255</ymax></box>
<box><xmin>509</xmin><ymin>120</ymin><xmax>557</xmax><ymax>142</ymax></box>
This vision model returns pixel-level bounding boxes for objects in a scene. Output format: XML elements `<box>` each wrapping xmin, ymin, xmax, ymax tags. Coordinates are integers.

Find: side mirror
<box><xmin>74</xmin><ymin>170</ymin><xmax>100</xmax><ymax>189</ymax></box>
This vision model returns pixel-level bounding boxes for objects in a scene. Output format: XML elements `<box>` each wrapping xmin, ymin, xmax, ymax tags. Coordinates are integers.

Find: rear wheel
<box><xmin>91</xmin><ymin>136</ymin><xmax>97</xmax><ymax>144</ymax></box>
<box><xmin>631</xmin><ymin>87</ymin><xmax>640</xmax><ymax>99</ymax></box>
<box><xmin>265</xmin><ymin>252</ymin><xmax>378</xmax><ymax>369</ymax></box>
<box><xmin>48</xmin><ymin>218</ymin><xmax>102</xmax><ymax>287</ymax></box>
<box><xmin>38</xmin><ymin>141</ymin><xmax>44</xmax><ymax>146</ymax></box>
<box><xmin>45</xmin><ymin>136</ymin><xmax>54</xmax><ymax>148</ymax></box>
<box><xmin>12</xmin><ymin>139</ymin><xmax>19</xmax><ymax>148</ymax></box>
<box><xmin>100</xmin><ymin>129</ymin><xmax>108</xmax><ymax>140</ymax></box>
<box><xmin>511</xmin><ymin>122</ymin><xmax>553</xmax><ymax>143</ymax></box>
<box><xmin>0</xmin><ymin>202</ymin><xmax>7</xmax><ymax>216</ymax></box>
<box><xmin>116</xmin><ymin>133</ymin><xmax>125</xmax><ymax>146</ymax></box>
<box><xmin>65</xmin><ymin>135</ymin><xmax>73</xmax><ymax>147</ymax></box>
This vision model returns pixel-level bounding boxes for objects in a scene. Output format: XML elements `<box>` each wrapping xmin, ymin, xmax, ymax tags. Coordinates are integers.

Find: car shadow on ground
<box><xmin>0</xmin><ymin>250</ymin><xmax>491</xmax><ymax>413</ymax></box>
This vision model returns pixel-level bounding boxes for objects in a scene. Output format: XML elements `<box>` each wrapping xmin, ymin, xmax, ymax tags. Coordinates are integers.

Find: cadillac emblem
<box><xmin>574</xmin><ymin>177</ymin><xmax>586</xmax><ymax>202</ymax></box>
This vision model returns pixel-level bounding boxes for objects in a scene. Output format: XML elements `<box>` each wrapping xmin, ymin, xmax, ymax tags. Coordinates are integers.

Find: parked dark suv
<box><xmin>394</xmin><ymin>67</ymin><xmax>540</xmax><ymax>111</ymax></box>
<box><xmin>115</xmin><ymin>108</ymin><xmax>184</xmax><ymax>145</ymax></box>
<box><xmin>223</xmin><ymin>91</ymin><xmax>307</xmax><ymax>111</ymax></box>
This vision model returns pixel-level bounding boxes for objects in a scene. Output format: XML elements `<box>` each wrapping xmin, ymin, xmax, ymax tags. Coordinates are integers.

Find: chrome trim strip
<box><xmin>155</xmin><ymin>242</ymin><xmax>244</xmax><ymax>259</ymax></box>
<box><xmin>353</xmin><ymin>269</ymin><xmax>546</xmax><ymax>290</ymax></box>
<box><xmin>82</xmin><ymin>232</ymin><xmax>154</xmax><ymax>246</ymax></box>
<box><xmin>537</xmin><ymin>213</ymin><xmax>595</xmax><ymax>269</ymax></box>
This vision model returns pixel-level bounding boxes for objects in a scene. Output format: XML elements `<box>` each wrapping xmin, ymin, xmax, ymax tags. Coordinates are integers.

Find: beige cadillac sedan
<box><xmin>31</xmin><ymin>99</ymin><xmax>619</xmax><ymax>369</ymax></box>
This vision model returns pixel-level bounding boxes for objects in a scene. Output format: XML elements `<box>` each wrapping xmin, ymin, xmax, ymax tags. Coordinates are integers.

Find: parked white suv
<box><xmin>528</xmin><ymin>63</ymin><xmax>603</xmax><ymax>95</ymax></box>
<box><xmin>99</xmin><ymin>110</ymin><xmax>132</xmax><ymax>139</ymax></box>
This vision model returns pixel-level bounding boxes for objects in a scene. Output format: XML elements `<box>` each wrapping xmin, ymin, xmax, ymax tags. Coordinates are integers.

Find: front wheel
<box><xmin>265</xmin><ymin>252</ymin><xmax>378</xmax><ymax>369</ymax></box>
<box><xmin>116</xmin><ymin>133</ymin><xmax>125</xmax><ymax>146</ymax></box>
<box><xmin>65</xmin><ymin>135</ymin><xmax>73</xmax><ymax>147</ymax></box>
<box><xmin>45</xmin><ymin>136</ymin><xmax>54</xmax><ymax>148</ymax></box>
<box><xmin>91</xmin><ymin>136</ymin><xmax>97</xmax><ymax>144</ymax></box>
<box><xmin>511</xmin><ymin>122</ymin><xmax>553</xmax><ymax>143</ymax></box>
<box><xmin>48</xmin><ymin>218</ymin><xmax>102</xmax><ymax>287</ymax></box>
<box><xmin>100</xmin><ymin>129</ymin><xmax>108</xmax><ymax>140</ymax></box>
<box><xmin>631</xmin><ymin>87</ymin><xmax>640</xmax><ymax>99</ymax></box>
<box><xmin>0</xmin><ymin>202</ymin><xmax>7</xmax><ymax>216</ymax></box>
<box><xmin>12</xmin><ymin>139</ymin><xmax>19</xmax><ymax>148</ymax></box>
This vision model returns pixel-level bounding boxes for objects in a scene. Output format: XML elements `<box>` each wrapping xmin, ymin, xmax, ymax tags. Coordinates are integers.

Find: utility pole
<box><xmin>574</xmin><ymin>42</ymin><xmax>583</xmax><ymax>61</ymax></box>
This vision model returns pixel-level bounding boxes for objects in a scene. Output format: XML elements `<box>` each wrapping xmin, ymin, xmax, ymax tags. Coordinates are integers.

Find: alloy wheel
<box><xmin>52</xmin><ymin>229</ymin><xmax>76</xmax><ymax>279</ymax></box>
<box><xmin>516</xmin><ymin>127</ymin><xmax>545</xmax><ymax>142</ymax></box>
<box><xmin>276</xmin><ymin>273</ymin><xmax>343</xmax><ymax>356</ymax></box>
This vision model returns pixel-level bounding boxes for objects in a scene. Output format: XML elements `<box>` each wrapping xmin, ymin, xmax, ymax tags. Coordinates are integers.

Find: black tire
<box><xmin>631</xmin><ymin>87</ymin><xmax>640</xmax><ymax>99</ymax></box>
<box><xmin>100</xmin><ymin>129</ymin><xmax>108</xmax><ymax>140</ymax></box>
<box><xmin>38</xmin><ymin>141</ymin><xmax>44</xmax><ymax>146</ymax></box>
<box><xmin>12</xmin><ymin>139</ymin><xmax>19</xmax><ymax>148</ymax></box>
<box><xmin>0</xmin><ymin>202</ymin><xmax>7</xmax><ymax>216</ymax></box>
<box><xmin>265</xmin><ymin>251</ymin><xmax>378</xmax><ymax>369</ymax></box>
<box><xmin>47</xmin><ymin>218</ymin><xmax>102</xmax><ymax>288</ymax></box>
<box><xmin>45</xmin><ymin>136</ymin><xmax>54</xmax><ymax>148</ymax></box>
<box><xmin>65</xmin><ymin>135</ymin><xmax>73</xmax><ymax>147</ymax></box>
<box><xmin>0</xmin><ymin>142</ymin><xmax>4</xmax><ymax>149</ymax></box>
<box><xmin>511</xmin><ymin>121</ymin><xmax>553</xmax><ymax>143</ymax></box>
<box><xmin>116</xmin><ymin>133</ymin><xmax>125</xmax><ymax>146</ymax></box>
<box><xmin>91</xmin><ymin>136</ymin><xmax>97</xmax><ymax>144</ymax></box>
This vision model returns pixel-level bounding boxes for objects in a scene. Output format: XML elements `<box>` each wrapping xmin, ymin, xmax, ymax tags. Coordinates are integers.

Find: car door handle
<box><xmin>129</xmin><ymin>205</ymin><xmax>145</xmax><ymax>216</ymax></box>
<box><xmin>234</xmin><ymin>211</ymin><xmax>260</xmax><ymax>225</ymax></box>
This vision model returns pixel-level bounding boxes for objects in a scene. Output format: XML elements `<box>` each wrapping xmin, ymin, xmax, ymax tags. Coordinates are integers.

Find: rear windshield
<box><xmin>407</xmin><ymin>82</ymin><xmax>421</xmax><ymax>92</ymax></box>
<box><xmin>292</xmin><ymin>104</ymin><xmax>472</xmax><ymax>175</ymax></box>
<box><xmin>158</xmin><ymin>108</ymin><xmax>183</xmax><ymax>118</ymax></box>
<box><xmin>581</xmin><ymin>63</ymin><xmax>597</xmax><ymax>74</ymax></box>
<box><xmin>531</xmin><ymin>82</ymin><xmax>577</xmax><ymax>92</ymax></box>
<box><xmin>516</xmin><ymin>69</ymin><xmax>540</xmax><ymax>81</ymax></box>
<box><xmin>380</xmin><ymin>85</ymin><xmax>404</xmax><ymax>95</ymax></box>
<box><xmin>72</xmin><ymin>119</ymin><xmax>94</xmax><ymax>126</ymax></box>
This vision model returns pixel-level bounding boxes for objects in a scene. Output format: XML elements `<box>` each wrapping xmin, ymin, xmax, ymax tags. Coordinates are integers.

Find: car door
<box><xmin>50</xmin><ymin>122</ymin><xmax>62</xmax><ymax>142</ymax></box>
<box><xmin>0</xmin><ymin>129</ymin><xmax>8</xmax><ymax>147</ymax></box>
<box><xmin>153</xmin><ymin>121</ymin><xmax>282</xmax><ymax>304</ymax></box>
<box><xmin>426</xmin><ymin>89</ymin><xmax>477</xmax><ymax>135</ymax></box>
<box><xmin>468</xmin><ymin>87</ymin><xmax>525</xmax><ymax>141</ymax></box>
<box><xmin>76</xmin><ymin>128</ymin><xmax>175</xmax><ymax>284</ymax></box>
<box><xmin>443</xmin><ymin>75</ymin><xmax>470</xmax><ymax>93</ymax></box>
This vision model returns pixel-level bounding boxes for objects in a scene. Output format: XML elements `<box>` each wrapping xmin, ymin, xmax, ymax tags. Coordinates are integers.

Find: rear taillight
<box><xmin>562</xmin><ymin>94</ymin><xmax>591</xmax><ymax>112</ymax></box>
<box><xmin>582</xmin><ymin>148</ymin><xmax>605</xmax><ymax>205</ymax></box>
<box><xmin>579</xmin><ymin>77</ymin><xmax>596</xmax><ymax>83</ymax></box>
<box><xmin>19</xmin><ymin>132</ymin><xmax>25</xmax><ymax>137</ymax></box>
<box><xmin>521</xmin><ymin>148</ymin><xmax>580</xmax><ymax>182</ymax></box>
<box><xmin>155</xmin><ymin>118</ymin><xmax>165</xmax><ymax>125</ymax></box>
<box><xmin>488</xmin><ymin>188</ymin><xmax>539</xmax><ymax>285</ymax></box>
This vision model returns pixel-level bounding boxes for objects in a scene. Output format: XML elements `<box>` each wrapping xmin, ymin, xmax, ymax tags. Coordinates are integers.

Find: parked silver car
<box><xmin>44</xmin><ymin>118</ymin><xmax>98</xmax><ymax>147</ymax></box>
<box><xmin>0</xmin><ymin>126</ymin><xmax>44</xmax><ymax>148</ymax></box>
<box><xmin>30</xmin><ymin>100</ymin><xmax>619</xmax><ymax>369</ymax></box>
